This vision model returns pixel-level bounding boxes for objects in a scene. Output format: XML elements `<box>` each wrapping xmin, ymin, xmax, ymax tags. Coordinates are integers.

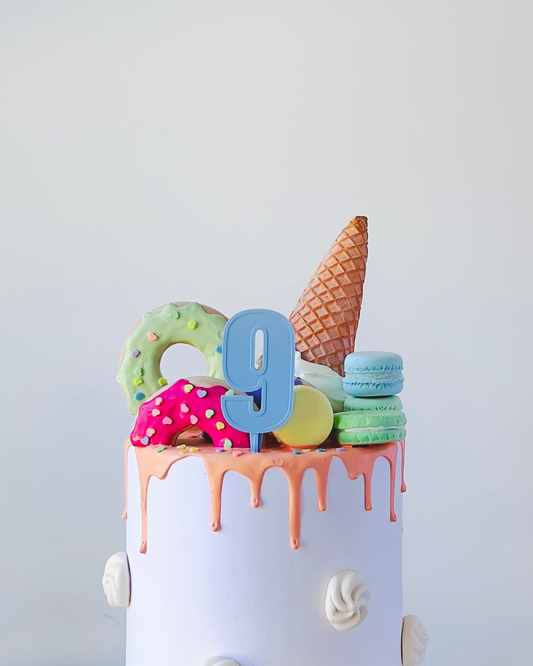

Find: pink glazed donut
<box><xmin>131</xmin><ymin>377</ymin><xmax>250</xmax><ymax>449</ymax></box>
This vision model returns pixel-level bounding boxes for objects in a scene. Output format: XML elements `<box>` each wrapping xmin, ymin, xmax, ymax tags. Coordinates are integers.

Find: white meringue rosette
<box><xmin>202</xmin><ymin>659</ymin><xmax>241</xmax><ymax>666</ymax></box>
<box><xmin>325</xmin><ymin>569</ymin><xmax>372</xmax><ymax>631</ymax></box>
<box><xmin>294</xmin><ymin>352</ymin><xmax>348</xmax><ymax>412</ymax></box>
<box><xmin>402</xmin><ymin>615</ymin><xmax>428</xmax><ymax>665</ymax></box>
<box><xmin>102</xmin><ymin>551</ymin><xmax>131</xmax><ymax>608</ymax></box>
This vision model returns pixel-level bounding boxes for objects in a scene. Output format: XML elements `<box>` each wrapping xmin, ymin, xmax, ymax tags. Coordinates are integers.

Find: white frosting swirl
<box><xmin>402</xmin><ymin>615</ymin><xmax>428</xmax><ymax>665</ymax></box>
<box><xmin>294</xmin><ymin>352</ymin><xmax>348</xmax><ymax>412</ymax></box>
<box><xmin>202</xmin><ymin>659</ymin><xmax>241</xmax><ymax>666</ymax></box>
<box><xmin>325</xmin><ymin>569</ymin><xmax>371</xmax><ymax>631</ymax></box>
<box><xmin>102</xmin><ymin>551</ymin><xmax>131</xmax><ymax>608</ymax></box>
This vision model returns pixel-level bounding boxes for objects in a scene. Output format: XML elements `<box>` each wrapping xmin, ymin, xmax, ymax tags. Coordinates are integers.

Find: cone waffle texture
<box><xmin>289</xmin><ymin>216</ymin><xmax>368</xmax><ymax>376</ymax></box>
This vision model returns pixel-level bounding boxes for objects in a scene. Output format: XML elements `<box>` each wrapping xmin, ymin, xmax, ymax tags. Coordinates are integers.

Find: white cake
<box><xmin>123</xmin><ymin>442</ymin><xmax>405</xmax><ymax>666</ymax></box>
<box><xmin>103</xmin><ymin>217</ymin><xmax>428</xmax><ymax>666</ymax></box>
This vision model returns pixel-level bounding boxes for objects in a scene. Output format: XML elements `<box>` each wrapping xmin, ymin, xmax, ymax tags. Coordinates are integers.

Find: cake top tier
<box><xmin>117</xmin><ymin>216</ymin><xmax>408</xmax><ymax>552</ymax></box>
<box><xmin>116</xmin><ymin>216</ymin><xmax>405</xmax><ymax>454</ymax></box>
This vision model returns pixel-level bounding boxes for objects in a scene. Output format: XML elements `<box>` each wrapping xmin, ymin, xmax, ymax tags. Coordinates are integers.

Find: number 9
<box><xmin>221</xmin><ymin>309</ymin><xmax>295</xmax><ymax>452</ymax></box>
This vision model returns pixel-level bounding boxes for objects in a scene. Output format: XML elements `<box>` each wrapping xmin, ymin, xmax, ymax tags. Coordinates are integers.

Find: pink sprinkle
<box><xmin>197</xmin><ymin>389</ymin><xmax>207</xmax><ymax>398</ymax></box>
<box><xmin>162</xmin><ymin>416</ymin><xmax>173</xmax><ymax>425</ymax></box>
<box><xmin>190</xmin><ymin>415</ymin><xmax>199</xmax><ymax>425</ymax></box>
<box><xmin>181</xmin><ymin>404</ymin><xmax>190</xmax><ymax>413</ymax></box>
<box><xmin>151</xmin><ymin>409</ymin><xmax>161</xmax><ymax>417</ymax></box>
<box><xmin>146</xmin><ymin>428</ymin><xmax>156</xmax><ymax>436</ymax></box>
<box><xmin>155</xmin><ymin>397</ymin><xmax>163</xmax><ymax>406</ymax></box>
<box><xmin>232</xmin><ymin>450</ymin><xmax>243</xmax><ymax>457</ymax></box>
<box><xmin>148</xmin><ymin>332</ymin><xmax>158</xmax><ymax>341</ymax></box>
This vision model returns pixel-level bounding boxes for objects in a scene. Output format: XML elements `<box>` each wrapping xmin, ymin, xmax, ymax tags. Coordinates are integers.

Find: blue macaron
<box><xmin>342</xmin><ymin>351</ymin><xmax>404</xmax><ymax>397</ymax></box>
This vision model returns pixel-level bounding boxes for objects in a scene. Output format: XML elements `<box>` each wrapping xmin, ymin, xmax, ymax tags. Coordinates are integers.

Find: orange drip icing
<box><xmin>131</xmin><ymin>441</ymin><xmax>405</xmax><ymax>554</ymax></box>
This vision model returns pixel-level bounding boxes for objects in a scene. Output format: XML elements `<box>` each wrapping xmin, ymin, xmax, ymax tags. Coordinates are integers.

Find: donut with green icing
<box><xmin>117</xmin><ymin>302</ymin><xmax>227</xmax><ymax>414</ymax></box>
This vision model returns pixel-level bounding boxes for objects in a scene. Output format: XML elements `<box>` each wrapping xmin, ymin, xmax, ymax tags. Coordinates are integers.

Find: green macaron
<box><xmin>334</xmin><ymin>410</ymin><xmax>407</xmax><ymax>431</ymax></box>
<box><xmin>337</xmin><ymin>427</ymin><xmax>407</xmax><ymax>445</ymax></box>
<box><xmin>334</xmin><ymin>395</ymin><xmax>407</xmax><ymax>445</ymax></box>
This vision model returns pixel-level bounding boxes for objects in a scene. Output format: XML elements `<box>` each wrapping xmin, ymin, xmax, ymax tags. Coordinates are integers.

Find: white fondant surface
<box><xmin>126</xmin><ymin>446</ymin><xmax>403</xmax><ymax>666</ymax></box>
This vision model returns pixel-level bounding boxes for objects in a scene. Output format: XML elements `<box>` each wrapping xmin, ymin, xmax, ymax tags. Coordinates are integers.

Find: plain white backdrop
<box><xmin>1</xmin><ymin>1</ymin><xmax>532</xmax><ymax>664</ymax></box>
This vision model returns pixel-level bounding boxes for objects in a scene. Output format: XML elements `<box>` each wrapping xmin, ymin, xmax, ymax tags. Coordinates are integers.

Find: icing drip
<box><xmin>129</xmin><ymin>440</ymin><xmax>406</xmax><ymax>553</ymax></box>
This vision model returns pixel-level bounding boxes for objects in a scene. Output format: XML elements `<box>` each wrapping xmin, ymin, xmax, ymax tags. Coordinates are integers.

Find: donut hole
<box><xmin>159</xmin><ymin>343</ymin><xmax>210</xmax><ymax>385</ymax></box>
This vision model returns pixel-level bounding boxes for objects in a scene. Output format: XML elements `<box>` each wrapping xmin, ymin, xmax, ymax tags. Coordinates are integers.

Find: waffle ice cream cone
<box><xmin>289</xmin><ymin>216</ymin><xmax>368</xmax><ymax>376</ymax></box>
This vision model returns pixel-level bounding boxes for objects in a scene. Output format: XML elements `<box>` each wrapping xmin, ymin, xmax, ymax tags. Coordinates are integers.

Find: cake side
<box><xmin>125</xmin><ymin>443</ymin><xmax>404</xmax><ymax>666</ymax></box>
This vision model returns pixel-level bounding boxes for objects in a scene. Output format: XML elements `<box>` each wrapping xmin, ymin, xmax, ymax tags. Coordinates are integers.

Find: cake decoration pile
<box><xmin>116</xmin><ymin>216</ymin><xmax>408</xmax><ymax>551</ymax></box>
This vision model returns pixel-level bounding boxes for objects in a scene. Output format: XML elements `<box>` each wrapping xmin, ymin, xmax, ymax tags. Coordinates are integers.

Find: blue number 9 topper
<box><xmin>221</xmin><ymin>309</ymin><xmax>295</xmax><ymax>452</ymax></box>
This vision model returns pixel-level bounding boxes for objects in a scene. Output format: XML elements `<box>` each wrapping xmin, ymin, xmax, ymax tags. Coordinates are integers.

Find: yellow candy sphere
<box><xmin>273</xmin><ymin>385</ymin><xmax>334</xmax><ymax>448</ymax></box>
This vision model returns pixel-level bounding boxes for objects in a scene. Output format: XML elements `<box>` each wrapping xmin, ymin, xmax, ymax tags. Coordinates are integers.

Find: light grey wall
<box><xmin>1</xmin><ymin>1</ymin><xmax>532</xmax><ymax>664</ymax></box>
